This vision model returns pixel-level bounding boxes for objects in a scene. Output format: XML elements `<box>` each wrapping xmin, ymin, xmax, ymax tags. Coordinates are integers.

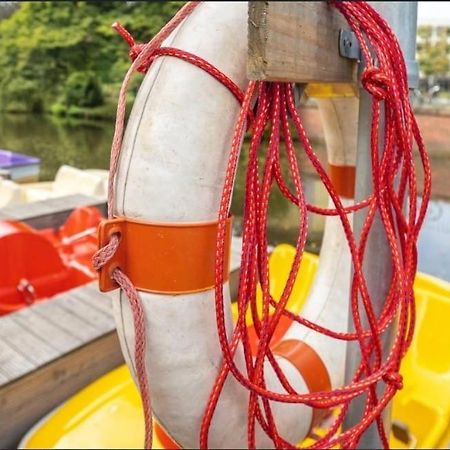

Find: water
<box><xmin>0</xmin><ymin>113</ymin><xmax>326</xmax><ymax>250</ymax></box>
<box><xmin>417</xmin><ymin>199</ymin><xmax>450</xmax><ymax>282</ymax></box>
<box><xmin>0</xmin><ymin>113</ymin><xmax>113</xmax><ymax>182</ymax></box>
<box><xmin>0</xmin><ymin>113</ymin><xmax>449</xmax><ymax>281</ymax></box>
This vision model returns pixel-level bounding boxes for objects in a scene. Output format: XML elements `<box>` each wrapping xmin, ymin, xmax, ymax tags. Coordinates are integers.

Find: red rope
<box><xmin>94</xmin><ymin>1</ymin><xmax>431</xmax><ymax>449</ymax></box>
<box><xmin>201</xmin><ymin>1</ymin><xmax>431</xmax><ymax>448</ymax></box>
<box><xmin>96</xmin><ymin>3</ymin><xmax>202</xmax><ymax>449</ymax></box>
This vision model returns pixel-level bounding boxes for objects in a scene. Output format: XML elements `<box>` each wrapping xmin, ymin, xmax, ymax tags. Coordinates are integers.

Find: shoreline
<box><xmin>1</xmin><ymin>105</ymin><xmax>449</xmax><ymax>201</ymax></box>
<box><xmin>3</xmin><ymin>99</ymin><xmax>450</xmax><ymax>121</ymax></box>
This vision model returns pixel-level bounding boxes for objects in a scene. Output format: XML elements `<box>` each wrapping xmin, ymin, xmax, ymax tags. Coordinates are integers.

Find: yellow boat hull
<box><xmin>21</xmin><ymin>245</ymin><xmax>450</xmax><ymax>449</ymax></box>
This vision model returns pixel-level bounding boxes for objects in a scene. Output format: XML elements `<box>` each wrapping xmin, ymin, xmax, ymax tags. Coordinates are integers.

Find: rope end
<box><xmin>113</xmin><ymin>21</ymin><xmax>136</xmax><ymax>49</ymax></box>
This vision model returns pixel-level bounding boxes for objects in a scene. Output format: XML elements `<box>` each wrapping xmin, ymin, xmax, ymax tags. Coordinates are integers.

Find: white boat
<box><xmin>0</xmin><ymin>165</ymin><xmax>108</xmax><ymax>208</ymax></box>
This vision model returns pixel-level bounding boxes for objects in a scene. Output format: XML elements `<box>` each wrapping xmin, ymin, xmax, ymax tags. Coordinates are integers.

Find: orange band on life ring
<box><xmin>155</xmin><ymin>422</ymin><xmax>180</xmax><ymax>449</ymax></box>
<box><xmin>98</xmin><ymin>216</ymin><xmax>232</xmax><ymax>294</ymax></box>
<box><xmin>273</xmin><ymin>339</ymin><xmax>332</xmax><ymax>431</ymax></box>
<box><xmin>329</xmin><ymin>164</ymin><xmax>356</xmax><ymax>199</ymax></box>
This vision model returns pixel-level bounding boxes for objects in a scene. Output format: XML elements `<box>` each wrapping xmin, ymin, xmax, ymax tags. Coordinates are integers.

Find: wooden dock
<box><xmin>0</xmin><ymin>193</ymin><xmax>107</xmax><ymax>229</ymax></box>
<box><xmin>0</xmin><ymin>195</ymin><xmax>110</xmax><ymax>447</ymax></box>
<box><xmin>0</xmin><ymin>195</ymin><xmax>244</xmax><ymax>448</ymax></box>
<box><xmin>0</xmin><ymin>283</ymin><xmax>122</xmax><ymax>448</ymax></box>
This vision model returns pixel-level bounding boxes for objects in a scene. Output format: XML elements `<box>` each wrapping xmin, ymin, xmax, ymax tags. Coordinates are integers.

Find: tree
<box><xmin>417</xmin><ymin>26</ymin><xmax>450</xmax><ymax>79</ymax></box>
<box><xmin>0</xmin><ymin>1</ymin><xmax>184</xmax><ymax>113</ymax></box>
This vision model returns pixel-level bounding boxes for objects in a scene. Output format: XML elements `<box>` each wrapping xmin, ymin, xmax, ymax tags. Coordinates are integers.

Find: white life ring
<box><xmin>110</xmin><ymin>2</ymin><xmax>358</xmax><ymax>448</ymax></box>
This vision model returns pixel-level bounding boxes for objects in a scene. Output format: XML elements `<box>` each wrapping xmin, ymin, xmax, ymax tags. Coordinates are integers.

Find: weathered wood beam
<box><xmin>248</xmin><ymin>1</ymin><xmax>358</xmax><ymax>94</ymax></box>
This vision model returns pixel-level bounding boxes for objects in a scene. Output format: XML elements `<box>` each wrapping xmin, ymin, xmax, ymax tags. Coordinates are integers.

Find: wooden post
<box><xmin>248</xmin><ymin>1</ymin><xmax>358</xmax><ymax>96</ymax></box>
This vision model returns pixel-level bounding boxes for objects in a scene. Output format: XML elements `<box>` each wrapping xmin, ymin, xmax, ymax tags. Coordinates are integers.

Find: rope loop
<box><xmin>128</xmin><ymin>43</ymin><xmax>148</xmax><ymax>71</ymax></box>
<box><xmin>361</xmin><ymin>65</ymin><xmax>390</xmax><ymax>101</ymax></box>
<box><xmin>92</xmin><ymin>232</ymin><xmax>120</xmax><ymax>272</ymax></box>
<box><xmin>101</xmin><ymin>2</ymin><xmax>431</xmax><ymax>448</ymax></box>
<box><xmin>382</xmin><ymin>372</ymin><xmax>404</xmax><ymax>391</ymax></box>
<box><xmin>113</xmin><ymin>21</ymin><xmax>150</xmax><ymax>73</ymax></box>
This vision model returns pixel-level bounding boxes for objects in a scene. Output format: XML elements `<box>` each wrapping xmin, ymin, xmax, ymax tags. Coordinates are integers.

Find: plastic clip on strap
<box><xmin>98</xmin><ymin>216</ymin><xmax>233</xmax><ymax>294</ymax></box>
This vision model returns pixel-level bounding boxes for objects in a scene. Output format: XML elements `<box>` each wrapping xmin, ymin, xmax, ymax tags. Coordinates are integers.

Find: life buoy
<box><xmin>96</xmin><ymin>3</ymin><xmax>372</xmax><ymax>449</ymax></box>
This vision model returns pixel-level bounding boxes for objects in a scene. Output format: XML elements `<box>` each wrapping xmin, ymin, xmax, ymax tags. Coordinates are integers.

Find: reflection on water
<box><xmin>0</xmin><ymin>113</ymin><xmax>327</xmax><ymax>249</ymax></box>
<box><xmin>417</xmin><ymin>199</ymin><xmax>450</xmax><ymax>282</ymax></box>
<box><xmin>0</xmin><ymin>113</ymin><xmax>113</xmax><ymax>182</ymax></box>
<box><xmin>0</xmin><ymin>113</ymin><xmax>448</xmax><ymax>281</ymax></box>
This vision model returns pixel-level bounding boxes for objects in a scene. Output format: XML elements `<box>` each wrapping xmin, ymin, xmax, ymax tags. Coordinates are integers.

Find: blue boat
<box><xmin>0</xmin><ymin>149</ymin><xmax>41</xmax><ymax>183</ymax></box>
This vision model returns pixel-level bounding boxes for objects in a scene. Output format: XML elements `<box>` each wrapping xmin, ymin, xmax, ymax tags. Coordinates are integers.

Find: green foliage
<box><xmin>48</xmin><ymin>97</ymin><xmax>134</xmax><ymax>121</ymax></box>
<box><xmin>64</xmin><ymin>71</ymin><xmax>104</xmax><ymax>107</ymax></box>
<box><xmin>0</xmin><ymin>1</ymin><xmax>184</xmax><ymax>113</ymax></box>
<box><xmin>417</xmin><ymin>26</ymin><xmax>450</xmax><ymax>78</ymax></box>
<box><xmin>50</xmin><ymin>102</ymin><xmax>66</xmax><ymax>117</ymax></box>
<box><xmin>3</xmin><ymin>78</ymin><xmax>44</xmax><ymax>113</ymax></box>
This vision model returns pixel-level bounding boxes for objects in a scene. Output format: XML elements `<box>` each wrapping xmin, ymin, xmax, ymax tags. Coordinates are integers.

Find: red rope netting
<box><xmin>93</xmin><ymin>1</ymin><xmax>431</xmax><ymax>449</ymax></box>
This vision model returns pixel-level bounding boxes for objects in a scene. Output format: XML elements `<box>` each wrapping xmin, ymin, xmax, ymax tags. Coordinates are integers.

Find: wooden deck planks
<box><xmin>58</xmin><ymin>292</ymin><xmax>115</xmax><ymax>332</ymax></box>
<box><xmin>31</xmin><ymin>298</ymin><xmax>104</xmax><ymax>342</ymax></box>
<box><xmin>0</xmin><ymin>283</ymin><xmax>122</xmax><ymax>448</ymax></box>
<box><xmin>10</xmin><ymin>306</ymin><xmax>83</xmax><ymax>354</ymax></box>
<box><xmin>0</xmin><ymin>194</ymin><xmax>106</xmax><ymax>229</ymax></box>
<box><xmin>0</xmin><ymin>333</ymin><xmax>123</xmax><ymax>449</ymax></box>
<box><xmin>0</xmin><ymin>284</ymin><xmax>116</xmax><ymax>386</ymax></box>
<box><xmin>0</xmin><ymin>315</ymin><xmax>61</xmax><ymax>367</ymax></box>
<box><xmin>70</xmin><ymin>282</ymin><xmax>114</xmax><ymax>315</ymax></box>
<box><xmin>0</xmin><ymin>371</ymin><xmax>9</xmax><ymax>385</ymax></box>
<box><xmin>0</xmin><ymin>341</ymin><xmax>35</xmax><ymax>382</ymax></box>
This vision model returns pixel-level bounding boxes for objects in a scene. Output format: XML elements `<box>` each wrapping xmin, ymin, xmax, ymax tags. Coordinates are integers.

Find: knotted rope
<box><xmin>94</xmin><ymin>2</ymin><xmax>431</xmax><ymax>448</ymax></box>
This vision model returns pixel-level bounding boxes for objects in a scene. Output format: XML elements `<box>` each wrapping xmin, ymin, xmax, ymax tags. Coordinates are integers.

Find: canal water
<box><xmin>0</xmin><ymin>112</ymin><xmax>449</xmax><ymax>282</ymax></box>
<box><xmin>0</xmin><ymin>112</ymin><xmax>327</xmax><ymax>250</ymax></box>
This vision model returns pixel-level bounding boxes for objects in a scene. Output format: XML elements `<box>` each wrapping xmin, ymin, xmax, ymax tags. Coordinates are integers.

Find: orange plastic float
<box><xmin>0</xmin><ymin>206</ymin><xmax>102</xmax><ymax>315</ymax></box>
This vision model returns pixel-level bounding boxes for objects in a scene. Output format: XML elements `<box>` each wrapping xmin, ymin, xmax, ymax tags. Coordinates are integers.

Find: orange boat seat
<box><xmin>0</xmin><ymin>220</ymin><xmax>93</xmax><ymax>315</ymax></box>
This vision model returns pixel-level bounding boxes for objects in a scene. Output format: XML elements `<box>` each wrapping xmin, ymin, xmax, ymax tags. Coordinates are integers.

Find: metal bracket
<box><xmin>339</xmin><ymin>29</ymin><xmax>360</xmax><ymax>61</ymax></box>
<box><xmin>406</xmin><ymin>59</ymin><xmax>419</xmax><ymax>89</ymax></box>
<box><xmin>338</xmin><ymin>29</ymin><xmax>418</xmax><ymax>89</ymax></box>
<box><xmin>293</xmin><ymin>83</ymin><xmax>307</xmax><ymax>109</ymax></box>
